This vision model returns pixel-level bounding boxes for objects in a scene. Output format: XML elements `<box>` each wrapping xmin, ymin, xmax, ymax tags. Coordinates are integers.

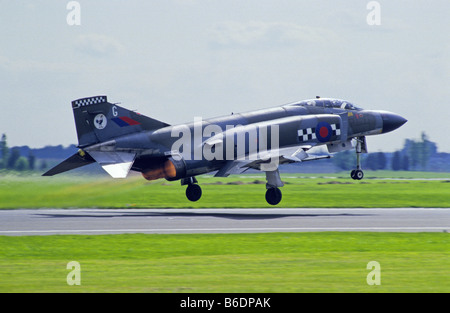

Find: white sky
<box><xmin>1</xmin><ymin>0</ymin><xmax>449</xmax><ymax>152</ymax></box>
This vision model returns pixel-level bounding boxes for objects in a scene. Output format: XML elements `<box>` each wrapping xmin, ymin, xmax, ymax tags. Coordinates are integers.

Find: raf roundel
<box><xmin>314</xmin><ymin>122</ymin><xmax>341</xmax><ymax>142</ymax></box>
<box><xmin>315</xmin><ymin>122</ymin><xmax>332</xmax><ymax>142</ymax></box>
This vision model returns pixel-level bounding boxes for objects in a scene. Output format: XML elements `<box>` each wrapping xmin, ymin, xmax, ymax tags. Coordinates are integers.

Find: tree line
<box><xmin>333</xmin><ymin>132</ymin><xmax>440</xmax><ymax>171</ymax></box>
<box><xmin>0</xmin><ymin>134</ymin><xmax>43</xmax><ymax>171</ymax></box>
<box><xmin>0</xmin><ymin>131</ymin><xmax>445</xmax><ymax>173</ymax></box>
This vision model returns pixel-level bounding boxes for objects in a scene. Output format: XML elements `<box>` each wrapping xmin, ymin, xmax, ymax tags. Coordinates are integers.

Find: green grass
<box><xmin>1</xmin><ymin>172</ymin><xmax>448</xmax><ymax>292</ymax></box>
<box><xmin>0</xmin><ymin>232</ymin><xmax>448</xmax><ymax>292</ymax></box>
<box><xmin>0</xmin><ymin>171</ymin><xmax>449</xmax><ymax>208</ymax></box>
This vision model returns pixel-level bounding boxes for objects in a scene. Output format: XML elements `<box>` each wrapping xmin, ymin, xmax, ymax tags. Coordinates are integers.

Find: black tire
<box><xmin>350</xmin><ymin>170</ymin><xmax>356</xmax><ymax>180</ymax></box>
<box><xmin>265</xmin><ymin>187</ymin><xmax>282</xmax><ymax>205</ymax></box>
<box><xmin>186</xmin><ymin>184</ymin><xmax>202</xmax><ymax>202</ymax></box>
<box><xmin>355</xmin><ymin>169</ymin><xmax>364</xmax><ymax>180</ymax></box>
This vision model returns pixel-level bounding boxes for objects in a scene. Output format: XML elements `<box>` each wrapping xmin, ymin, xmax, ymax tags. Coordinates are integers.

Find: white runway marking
<box><xmin>0</xmin><ymin>226</ymin><xmax>448</xmax><ymax>235</ymax></box>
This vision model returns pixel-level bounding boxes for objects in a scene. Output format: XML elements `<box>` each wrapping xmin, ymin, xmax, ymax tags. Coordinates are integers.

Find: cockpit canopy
<box><xmin>289</xmin><ymin>98</ymin><xmax>363</xmax><ymax>111</ymax></box>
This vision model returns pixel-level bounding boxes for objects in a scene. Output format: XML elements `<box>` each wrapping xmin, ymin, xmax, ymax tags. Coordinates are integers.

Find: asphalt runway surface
<box><xmin>0</xmin><ymin>208</ymin><xmax>449</xmax><ymax>236</ymax></box>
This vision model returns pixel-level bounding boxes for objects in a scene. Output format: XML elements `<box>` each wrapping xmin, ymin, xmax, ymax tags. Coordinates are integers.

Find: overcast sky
<box><xmin>1</xmin><ymin>0</ymin><xmax>449</xmax><ymax>152</ymax></box>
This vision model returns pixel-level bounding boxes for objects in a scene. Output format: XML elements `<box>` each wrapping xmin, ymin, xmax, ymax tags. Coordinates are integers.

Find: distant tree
<box><xmin>27</xmin><ymin>152</ymin><xmax>36</xmax><ymax>171</ymax></box>
<box><xmin>7</xmin><ymin>147</ymin><xmax>20</xmax><ymax>169</ymax></box>
<box><xmin>405</xmin><ymin>139</ymin><xmax>419</xmax><ymax>170</ymax></box>
<box><xmin>403</xmin><ymin>132</ymin><xmax>435</xmax><ymax>171</ymax></box>
<box><xmin>365</xmin><ymin>152</ymin><xmax>386</xmax><ymax>170</ymax></box>
<box><xmin>365</xmin><ymin>154</ymin><xmax>377</xmax><ymax>170</ymax></box>
<box><xmin>418</xmin><ymin>132</ymin><xmax>433</xmax><ymax>170</ymax></box>
<box><xmin>391</xmin><ymin>151</ymin><xmax>401</xmax><ymax>171</ymax></box>
<box><xmin>376</xmin><ymin>152</ymin><xmax>386</xmax><ymax>170</ymax></box>
<box><xmin>332</xmin><ymin>150</ymin><xmax>355</xmax><ymax>171</ymax></box>
<box><xmin>0</xmin><ymin>134</ymin><xmax>8</xmax><ymax>169</ymax></box>
<box><xmin>401</xmin><ymin>155</ymin><xmax>410</xmax><ymax>171</ymax></box>
<box><xmin>14</xmin><ymin>157</ymin><xmax>29</xmax><ymax>171</ymax></box>
<box><xmin>39</xmin><ymin>160</ymin><xmax>48</xmax><ymax>171</ymax></box>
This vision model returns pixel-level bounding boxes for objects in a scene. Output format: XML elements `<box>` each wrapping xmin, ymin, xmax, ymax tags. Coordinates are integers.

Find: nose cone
<box><xmin>381</xmin><ymin>112</ymin><xmax>407</xmax><ymax>133</ymax></box>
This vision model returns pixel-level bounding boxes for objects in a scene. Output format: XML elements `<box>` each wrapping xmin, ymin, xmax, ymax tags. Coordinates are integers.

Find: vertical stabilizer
<box><xmin>71</xmin><ymin>96</ymin><xmax>169</xmax><ymax>147</ymax></box>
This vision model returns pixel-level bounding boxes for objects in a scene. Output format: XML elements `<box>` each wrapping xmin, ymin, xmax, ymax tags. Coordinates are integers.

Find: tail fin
<box><xmin>72</xmin><ymin>95</ymin><xmax>169</xmax><ymax>147</ymax></box>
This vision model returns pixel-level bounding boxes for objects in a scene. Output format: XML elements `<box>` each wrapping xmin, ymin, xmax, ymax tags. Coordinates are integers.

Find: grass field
<box><xmin>0</xmin><ymin>171</ymin><xmax>449</xmax><ymax>208</ymax></box>
<box><xmin>0</xmin><ymin>232</ymin><xmax>449</xmax><ymax>293</ymax></box>
<box><xmin>0</xmin><ymin>171</ymin><xmax>448</xmax><ymax>293</ymax></box>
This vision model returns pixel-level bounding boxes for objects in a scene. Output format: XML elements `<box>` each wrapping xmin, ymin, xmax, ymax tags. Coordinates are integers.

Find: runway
<box><xmin>0</xmin><ymin>208</ymin><xmax>449</xmax><ymax>235</ymax></box>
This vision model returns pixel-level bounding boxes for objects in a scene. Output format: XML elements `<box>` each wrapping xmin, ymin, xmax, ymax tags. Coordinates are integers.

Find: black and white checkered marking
<box><xmin>298</xmin><ymin>127</ymin><xmax>316</xmax><ymax>142</ymax></box>
<box><xmin>298</xmin><ymin>123</ymin><xmax>341</xmax><ymax>142</ymax></box>
<box><xmin>72</xmin><ymin>96</ymin><xmax>107</xmax><ymax>108</ymax></box>
<box><xmin>331</xmin><ymin>124</ymin><xmax>341</xmax><ymax>136</ymax></box>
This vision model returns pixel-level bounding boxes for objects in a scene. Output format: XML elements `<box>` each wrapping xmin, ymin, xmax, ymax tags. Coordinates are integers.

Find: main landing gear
<box><xmin>181</xmin><ymin>170</ymin><xmax>284</xmax><ymax>206</ymax></box>
<box><xmin>264</xmin><ymin>169</ymin><xmax>284</xmax><ymax>205</ymax></box>
<box><xmin>265</xmin><ymin>187</ymin><xmax>282</xmax><ymax>205</ymax></box>
<box><xmin>350</xmin><ymin>136</ymin><xmax>366</xmax><ymax>180</ymax></box>
<box><xmin>183</xmin><ymin>177</ymin><xmax>202</xmax><ymax>202</ymax></box>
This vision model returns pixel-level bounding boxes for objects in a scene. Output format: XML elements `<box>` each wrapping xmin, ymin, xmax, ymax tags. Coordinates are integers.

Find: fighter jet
<box><xmin>43</xmin><ymin>95</ymin><xmax>407</xmax><ymax>205</ymax></box>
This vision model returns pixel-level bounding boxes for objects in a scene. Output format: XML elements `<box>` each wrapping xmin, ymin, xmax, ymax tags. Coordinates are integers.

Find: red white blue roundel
<box><xmin>298</xmin><ymin>122</ymin><xmax>341</xmax><ymax>143</ymax></box>
<box><xmin>315</xmin><ymin>122</ymin><xmax>333</xmax><ymax>142</ymax></box>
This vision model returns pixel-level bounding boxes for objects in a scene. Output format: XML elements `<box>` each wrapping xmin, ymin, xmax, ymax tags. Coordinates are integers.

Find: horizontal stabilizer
<box><xmin>42</xmin><ymin>151</ymin><xmax>95</xmax><ymax>176</ymax></box>
<box><xmin>87</xmin><ymin>151</ymin><xmax>136</xmax><ymax>178</ymax></box>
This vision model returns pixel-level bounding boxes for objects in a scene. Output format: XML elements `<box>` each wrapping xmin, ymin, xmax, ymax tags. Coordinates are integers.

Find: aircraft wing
<box><xmin>214</xmin><ymin>160</ymin><xmax>251</xmax><ymax>177</ymax></box>
<box><xmin>214</xmin><ymin>145</ymin><xmax>330</xmax><ymax>177</ymax></box>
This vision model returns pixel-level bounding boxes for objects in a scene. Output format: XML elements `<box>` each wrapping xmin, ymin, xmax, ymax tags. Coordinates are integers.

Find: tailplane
<box><xmin>42</xmin><ymin>149</ymin><xmax>94</xmax><ymax>176</ymax></box>
<box><xmin>43</xmin><ymin>95</ymin><xmax>169</xmax><ymax>176</ymax></box>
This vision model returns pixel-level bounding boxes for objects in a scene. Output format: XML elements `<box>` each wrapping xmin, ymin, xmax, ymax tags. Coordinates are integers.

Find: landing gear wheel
<box><xmin>355</xmin><ymin>169</ymin><xmax>364</xmax><ymax>180</ymax></box>
<box><xmin>351</xmin><ymin>136</ymin><xmax>365</xmax><ymax>181</ymax></box>
<box><xmin>265</xmin><ymin>187</ymin><xmax>282</xmax><ymax>205</ymax></box>
<box><xmin>351</xmin><ymin>169</ymin><xmax>364</xmax><ymax>180</ymax></box>
<box><xmin>186</xmin><ymin>184</ymin><xmax>202</xmax><ymax>202</ymax></box>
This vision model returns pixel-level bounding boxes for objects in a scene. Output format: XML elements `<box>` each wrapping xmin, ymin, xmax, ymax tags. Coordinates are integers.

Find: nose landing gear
<box><xmin>351</xmin><ymin>169</ymin><xmax>364</xmax><ymax>180</ymax></box>
<box><xmin>350</xmin><ymin>136</ymin><xmax>366</xmax><ymax>180</ymax></box>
